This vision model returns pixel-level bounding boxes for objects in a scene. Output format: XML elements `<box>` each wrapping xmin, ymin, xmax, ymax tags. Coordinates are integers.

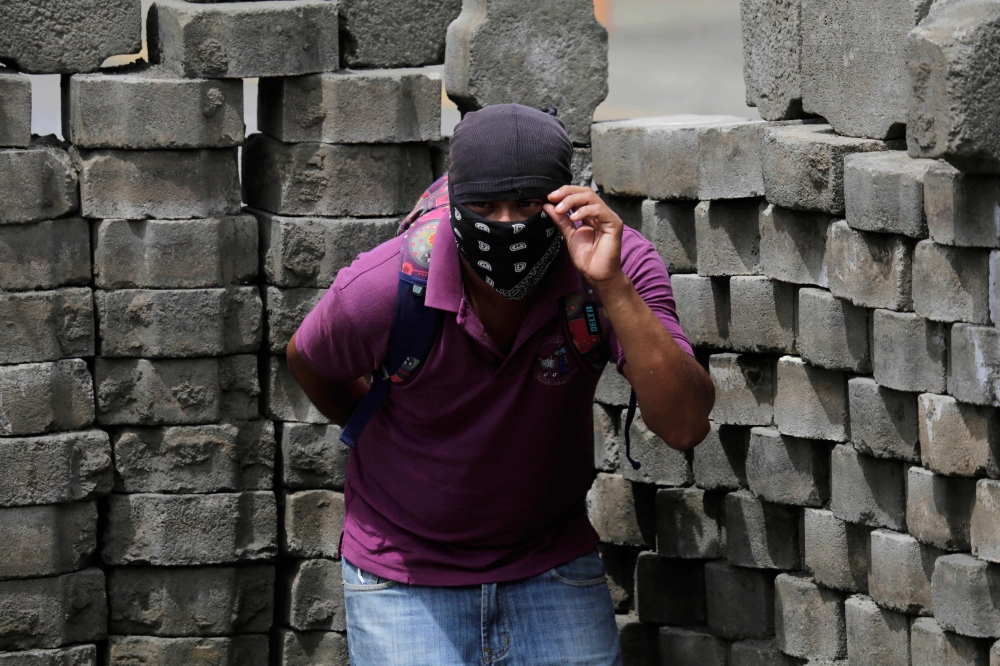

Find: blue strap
<box><xmin>623</xmin><ymin>388</ymin><xmax>641</xmax><ymax>470</ymax></box>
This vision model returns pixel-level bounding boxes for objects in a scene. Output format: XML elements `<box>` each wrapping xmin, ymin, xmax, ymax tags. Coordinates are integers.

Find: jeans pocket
<box><xmin>342</xmin><ymin>557</ymin><xmax>399</xmax><ymax>591</ymax></box>
<box><xmin>549</xmin><ymin>549</ymin><xmax>608</xmax><ymax>587</ymax></box>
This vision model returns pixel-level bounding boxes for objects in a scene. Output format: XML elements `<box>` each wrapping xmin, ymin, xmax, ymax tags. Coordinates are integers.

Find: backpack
<box><xmin>339</xmin><ymin>175</ymin><xmax>641</xmax><ymax>469</ymax></box>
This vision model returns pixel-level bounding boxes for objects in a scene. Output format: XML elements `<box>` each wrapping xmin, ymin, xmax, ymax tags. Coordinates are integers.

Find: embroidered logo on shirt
<box><xmin>534</xmin><ymin>334</ymin><xmax>576</xmax><ymax>385</ymax></box>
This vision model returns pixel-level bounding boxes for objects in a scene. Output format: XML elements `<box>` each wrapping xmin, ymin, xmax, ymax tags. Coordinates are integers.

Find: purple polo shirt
<box><xmin>295</xmin><ymin>219</ymin><xmax>692</xmax><ymax>586</ymax></box>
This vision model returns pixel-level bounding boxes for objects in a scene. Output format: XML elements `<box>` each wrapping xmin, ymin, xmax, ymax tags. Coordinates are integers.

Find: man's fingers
<box><xmin>554</xmin><ymin>191</ymin><xmax>595</xmax><ymax>214</ymax></box>
<box><xmin>547</xmin><ymin>185</ymin><xmax>589</xmax><ymax>203</ymax></box>
<box><xmin>568</xmin><ymin>203</ymin><xmax>605</xmax><ymax>224</ymax></box>
<box><xmin>544</xmin><ymin>203</ymin><xmax>575</xmax><ymax>237</ymax></box>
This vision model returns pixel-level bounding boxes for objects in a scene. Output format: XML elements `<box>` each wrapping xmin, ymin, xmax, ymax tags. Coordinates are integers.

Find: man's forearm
<box><xmin>287</xmin><ymin>333</ymin><xmax>369</xmax><ymax>427</ymax></box>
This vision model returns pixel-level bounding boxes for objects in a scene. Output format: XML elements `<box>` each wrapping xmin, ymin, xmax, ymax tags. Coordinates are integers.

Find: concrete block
<box><xmin>641</xmin><ymin>200</ymin><xmax>698</xmax><ymax>274</ymax></box>
<box><xmin>924</xmin><ymin>163</ymin><xmax>1000</xmax><ymax>248</ymax></box>
<box><xmin>0</xmin><ymin>569</ymin><xmax>105</xmax><ymax>650</ymax></box>
<box><xmin>586</xmin><ymin>473</ymin><xmax>655</xmax><ymax>547</ymax></box>
<box><xmin>910</xmin><ymin>617</ymin><xmax>990</xmax><ymax>666</ymax></box>
<box><xmin>596</xmin><ymin>363</ymin><xmax>633</xmax><ymax>408</ymax></box>
<box><xmin>106</xmin><ymin>635</ymin><xmax>268</xmax><ymax>666</ymax></box>
<box><xmin>907</xmin><ymin>466</ymin><xmax>977</xmax><ymax>551</ymax></box>
<box><xmin>697</xmin><ymin>121</ymin><xmax>768</xmax><ymax>200</ymax></box>
<box><xmin>94</xmin><ymin>216</ymin><xmax>257</xmax><ymax>289</ymax></box>
<box><xmin>0</xmin><ymin>502</ymin><xmax>96</xmax><ymax>580</ymax></box>
<box><xmin>761</xmin><ymin>124</ymin><xmax>892</xmax><ymax>215</ymax></box>
<box><xmin>919</xmin><ymin>393</ymin><xmax>999</xmax><ymax>477</ymax></box>
<box><xmin>600</xmin><ymin>543</ymin><xmax>640</xmax><ymax>613</ymax></box>
<box><xmin>0</xmin><ymin>288</ymin><xmax>94</xmax><ymax>364</ymax></box>
<box><xmin>74</xmin><ymin>147</ymin><xmax>241</xmax><ymax>220</ymax></box>
<box><xmin>740</xmin><ymin>0</ymin><xmax>804</xmax><ymax>120</ymax></box>
<box><xmin>830</xmin><ymin>445</ymin><xmax>907</xmax><ymax>531</ymax></box>
<box><xmin>0</xmin><ymin>360</ymin><xmax>94</xmax><ymax>437</ymax></box>
<box><xmin>844</xmin><ymin>151</ymin><xmax>937</xmax><ymax>237</ymax></box>
<box><xmin>705</xmin><ymin>561</ymin><xmax>776</xmax><ymax>640</ymax></box>
<box><xmin>671</xmin><ymin>275</ymin><xmax>731</xmax><ymax>348</ymax></box>
<box><xmin>148</xmin><ymin>0</ymin><xmax>339</xmax><ymax>78</ymax></box>
<box><xmin>869</xmin><ymin>528</ymin><xmax>942</xmax><ymax>616</ymax></box>
<box><xmin>0</xmin><ymin>141</ymin><xmax>78</xmax><ymax>224</ymax></box>
<box><xmin>694</xmin><ymin>199</ymin><xmax>763</xmax><ymax>277</ymax></box>
<box><xmin>747</xmin><ymin>427</ymin><xmax>829</xmax><ymax>506</ymax></box>
<box><xmin>103</xmin><ymin>492</ymin><xmax>277</xmax><ymax>566</ymax></box>
<box><xmin>339</xmin><ymin>0</ymin><xmax>459</xmax><ymax>67</ymax></box>
<box><xmin>64</xmin><ymin>70</ymin><xmax>244</xmax><ymax>149</ymax></box>
<box><xmin>949</xmin><ymin>324</ymin><xmax>1000</xmax><ymax>406</ymax></box>
<box><xmin>242</xmin><ymin>134</ymin><xmax>431</xmax><ymax>217</ymax></box>
<box><xmin>759</xmin><ymin>204</ymin><xmax>832</xmax><ymax>287</ymax></box>
<box><xmin>277</xmin><ymin>559</ymin><xmax>346</xmax><ymax>632</ymax></box>
<box><xmin>0</xmin><ymin>71</ymin><xmax>30</xmax><ymax>148</ymax></box>
<box><xmin>725</xmin><ymin>490</ymin><xmax>801</xmax><ymax>569</ymax></box>
<box><xmin>906</xmin><ymin>0</ymin><xmax>1000</xmax><ymax>173</ymax></box>
<box><xmin>603</xmin><ymin>193</ymin><xmax>644</xmax><ymax>231</ymax></box>
<box><xmin>655</xmin><ymin>488</ymin><xmax>723</xmax><ymax>559</ymax></box>
<box><xmin>281</xmin><ymin>489</ymin><xmax>345</xmax><ymax>559</ymax></box>
<box><xmin>0</xmin><ymin>430</ymin><xmax>112</xmax><ymax>508</ymax></box>
<box><xmin>280</xmin><ymin>422</ymin><xmax>350</xmax><ymax>490</ymax></box>
<box><xmin>826</xmin><ymin>220</ymin><xmax>915</xmax><ymax>311</ymax></box>
<box><xmin>445</xmin><ymin>0</ymin><xmax>607</xmax><ymax>144</ymax></box>
<box><xmin>844</xmin><ymin>595</ymin><xmax>910</xmax><ymax>666</ymax></box>
<box><xmin>0</xmin><ymin>219</ymin><xmax>90</xmax><ymax>292</ymax></box>
<box><xmin>96</xmin><ymin>287</ymin><xmax>262</xmax><ymax>358</ymax></box>
<box><xmin>634</xmin><ymin>552</ymin><xmax>705</xmax><ymax>624</ymax></box>
<box><xmin>848</xmin><ymin>377</ymin><xmax>920</xmax><ymax>463</ymax></box>
<box><xmin>0</xmin><ymin>646</ymin><xmax>97</xmax><ymax>666</ymax></box>
<box><xmin>693</xmin><ymin>422</ymin><xmax>750</xmax><ymax>491</ymax></box>
<box><xmin>933</xmin><ymin>554</ymin><xmax>1000</xmax><ymax>639</ymax></box>
<box><xmin>616</xmin><ymin>614</ymin><xmax>657</xmax><ymax>666</ymax></box>
<box><xmin>872</xmin><ymin>310</ymin><xmax>947</xmax><ymax>394</ymax></box>
<box><xmin>972</xmin><ymin>480</ymin><xmax>1000</xmax><ymax>563</ymax></box>
<box><xmin>729</xmin><ymin>276</ymin><xmax>797</xmax><ymax>353</ymax></box>
<box><xmin>709</xmin><ymin>353</ymin><xmax>775</xmax><ymax>426</ymax></box>
<box><xmin>623</xmin><ymin>412</ymin><xmax>693</xmax><ymax>487</ymax></box>
<box><xmin>797</xmin><ymin>288</ymin><xmax>870</xmax><ymax>373</ymax></box>
<box><xmin>729</xmin><ymin>639</ymin><xmax>800</xmax><ymax>666</ymax></box>
<box><xmin>111</xmin><ymin>420</ymin><xmax>275</xmax><ymax>493</ymax></box>
<box><xmin>657</xmin><ymin>626</ymin><xmax>727</xmax><ymax>666</ymax></box>
<box><xmin>572</xmin><ymin>146</ymin><xmax>593</xmax><ymax>187</ymax></box>
<box><xmin>264</xmin><ymin>287</ymin><xmax>323</xmax><ymax>354</ymax></box>
<box><xmin>993</xmin><ymin>252</ymin><xmax>999</xmax><ymax>327</ymax></box>
<box><xmin>774</xmin><ymin>356</ymin><xmax>848</xmax><ymax>442</ymax></box>
<box><xmin>775</xmin><ymin>573</ymin><xmax>847</xmax><ymax>660</ymax></box>
<box><xmin>275</xmin><ymin>629</ymin><xmax>349</xmax><ymax>666</ymax></box>
<box><xmin>914</xmin><ymin>241</ymin><xmax>992</xmax><ymax>324</ymax></box>
<box><xmin>259</xmin><ymin>69</ymin><xmax>441</xmax><ymax>143</ymax></box>
<box><xmin>96</xmin><ymin>356</ymin><xmax>259</xmax><ymax>426</ymax></box>
<box><xmin>593</xmin><ymin>402</ymin><xmax>621</xmax><ymax>473</ymax></box>
<box><xmin>804</xmin><ymin>509</ymin><xmax>871</xmax><ymax>593</ymax></box>
<box><xmin>0</xmin><ymin>0</ymin><xmax>140</xmax><ymax>73</ymax></box>
<box><xmin>108</xmin><ymin>566</ymin><xmax>273</xmax><ymax>636</ymax></box>
<box><xmin>263</xmin><ymin>355</ymin><xmax>330</xmax><ymax>424</ymax></box>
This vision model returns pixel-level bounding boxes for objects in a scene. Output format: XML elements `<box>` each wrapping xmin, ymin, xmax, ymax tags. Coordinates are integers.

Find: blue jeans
<box><xmin>342</xmin><ymin>549</ymin><xmax>623</xmax><ymax>666</ymax></box>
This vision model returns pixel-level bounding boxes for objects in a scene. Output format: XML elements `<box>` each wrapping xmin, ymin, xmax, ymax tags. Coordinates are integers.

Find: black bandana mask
<box><xmin>450</xmin><ymin>199</ymin><xmax>563</xmax><ymax>301</ymax></box>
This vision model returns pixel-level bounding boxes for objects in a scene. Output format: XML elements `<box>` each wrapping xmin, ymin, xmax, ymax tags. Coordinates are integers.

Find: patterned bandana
<box><xmin>450</xmin><ymin>199</ymin><xmax>563</xmax><ymax>301</ymax></box>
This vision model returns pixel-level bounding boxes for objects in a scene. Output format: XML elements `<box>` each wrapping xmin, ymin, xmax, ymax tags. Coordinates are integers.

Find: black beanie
<box><xmin>448</xmin><ymin>104</ymin><xmax>574</xmax><ymax>204</ymax></box>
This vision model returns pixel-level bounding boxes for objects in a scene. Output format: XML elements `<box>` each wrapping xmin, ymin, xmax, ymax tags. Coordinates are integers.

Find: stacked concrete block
<box><xmin>759</xmin><ymin>204</ymin><xmax>832</xmax><ymax>287</ymax></box>
<box><xmin>909</xmin><ymin>617</ymin><xmax>991</xmax><ymax>666</ymax></box>
<box><xmin>843</xmin><ymin>595</ymin><xmax>911</xmax><ymax>666</ymax></box>
<box><xmin>872</xmin><ymin>309</ymin><xmax>948</xmax><ymax>394</ymax></box>
<box><xmin>672</xmin><ymin>274</ymin><xmax>732</xmax><ymax>348</ymax></box>
<box><xmin>740</xmin><ymin>0</ymin><xmax>805</xmax><ymax>120</ymax></box>
<box><xmin>826</xmin><ymin>220</ymin><xmax>915</xmax><ymax>312</ymax></box>
<box><xmin>624</xmin><ymin>413</ymin><xmax>693</xmax><ymax>486</ymax></box>
<box><xmin>830</xmin><ymin>445</ymin><xmax>907</xmax><ymax>531</ymax></box>
<box><xmin>869</xmin><ymin>529</ymin><xmax>943</xmax><ymax>617</ymax></box>
<box><xmin>918</xmin><ymin>394</ymin><xmax>999</xmax><ymax>478</ymax></box>
<box><xmin>709</xmin><ymin>353</ymin><xmax>775</xmax><ymax>426</ymax></box>
<box><xmin>848</xmin><ymin>377</ymin><xmax>921</xmax><ymax>463</ymax></box>
<box><xmin>797</xmin><ymin>288</ymin><xmax>871</xmax><ymax>373</ymax></box>
<box><xmin>907</xmin><ymin>466</ymin><xmax>977</xmax><ymax>551</ymax></box>
<box><xmin>725</xmin><ymin>490</ymin><xmax>801</xmax><ymax>570</ymax></box>
<box><xmin>641</xmin><ymin>200</ymin><xmax>698</xmax><ymax>274</ymax></box>
<box><xmin>0</xmin><ymin>138</ymin><xmax>78</xmax><ymax>224</ymax></box>
<box><xmin>844</xmin><ymin>151</ymin><xmax>937</xmax><ymax>238</ymax></box>
<box><xmin>923</xmin><ymin>163</ymin><xmax>1000</xmax><ymax>249</ymax></box>
<box><xmin>804</xmin><ymin>509</ymin><xmax>871</xmax><ymax>594</ymax></box>
<box><xmin>746</xmin><ymin>428</ymin><xmax>829</xmax><ymax>507</ymax></box>
<box><xmin>775</xmin><ymin>573</ymin><xmax>847</xmax><ymax>661</ymax></box>
<box><xmin>774</xmin><ymin>356</ymin><xmax>848</xmax><ymax>442</ymax></box>
<box><xmin>948</xmin><ymin>324</ymin><xmax>1000</xmax><ymax>406</ymax></box>
<box><xmin>913</xmin><ymin>241</ymin><xmax>993</xmax><ymax>324</ymax></box>
<box><xmin>729</xmin><ymin>276</ymin><xmax>797</xmax><ymax>353</ymax></box>
<box><xmin>0</xmin><ymin>69</ymin><xmax>31</xmax><ymax>148</ymax></box>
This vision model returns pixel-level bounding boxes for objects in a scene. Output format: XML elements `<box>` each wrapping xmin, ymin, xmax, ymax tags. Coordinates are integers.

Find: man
<box><xmin>287</xmin><ymin>104</ymin><xmax>714</xmax><ymax>665</ymax></box>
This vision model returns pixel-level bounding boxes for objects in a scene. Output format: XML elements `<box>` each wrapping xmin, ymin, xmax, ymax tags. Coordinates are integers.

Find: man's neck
<box><xmin>459</xmin><ymin>258</ymin><xmax>540</xmax><ymax>354</ymax></box>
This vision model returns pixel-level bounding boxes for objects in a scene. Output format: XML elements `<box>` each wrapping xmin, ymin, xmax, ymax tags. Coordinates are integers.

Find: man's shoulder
<box><xmin>336</xmin><ymin>234</ymin><xmax>404</xmax><ymax>293</ymax></box>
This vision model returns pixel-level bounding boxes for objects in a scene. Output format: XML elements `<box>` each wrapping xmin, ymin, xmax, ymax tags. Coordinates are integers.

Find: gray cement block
<box><xmin>103</xmin><ymin>492</ymin><xmax>277</xmax><ymax>566</ymax></box>
<box><xmin>658</xmin><ymin>626</ymin><xmax>727</xmax><ymax>666</ymax></box>
<box><xmin>596</xmin><ymin>363</ymin><xmax>633</xmax><ymax>408</ymax></box>
<box><xmin>747</xmin><ymin>427</ymin><xmax>830</xmax><ymax>506</ymax></box>
<box><xmin>729</xmin><ymin>276</ymin><xmax>797</xmax><ymax>353</ymax></box>
<box><xmin>593</xmin><ymin>402</ymin><xmax>621</xmax><ymax>473</ymax></box>
<box><xmin>280</xmin><ymin>422</ymin><xmax>349</xmax><ymax>490</ymax></box>
<box><xmin>243</xmin><ymin>134</ymin><xmax>431</xmax><ymax>217</ymax></box>
<box><xmin>74</xmin><ymin>147</ymin><xmax>241</xmax><ymax>220</ymax></box>
<box><xmin>844</xmin><ymin>151</ymin><xmax>936</xmax><ymax>238</ymax></box>
<box><xmin>615</xmin><ymin>614</ymin><xmax>657</xmax><ymax>666</ymax></box>
<box><xmin>993</xmin><ymin>252</ymin><xmax>999</xmax><ymax>327</ymax></box>
<box><xmin>94</xmin><ymin>216</ymin><xmax>257</xmax><ymax>289</ymax></box>
<box><xmin>0</xmin><ymin>0</ymin><xmax>140</xmax><ymax>73</ymax></box>
<box><xmin>693</xmin><ymin>422</ymin><xmax>750</xmax><ymax>491</ymax></box>
<box><xmin>775</xmin><ymin>573</ymin><xmax>847</xmax><ymax>661</ymax></box>
<box><xmin>804</xmin><ymin>509</ymin><xmax>871</xmax><ymax>593</ymax></box>
<box><xmin>906</xmin><ymin>0</ymin><xmax>1000</xmax><ymax>173</ymax></box>
<box><xmin>740</xmin><ymin>0</ymin><xmax>804</xmax><ymax>120</ymax></box>
<box><xmin>634</xmin><ymin>553</ymin><xmax>706</xmax><ymax>624</ymax></box>
<box><xmin>641</xmin><ymin>200</ymin><xmax>698</xmax><ymax>274</ymax></box>
<box><xmin>949</xmin><ymin>324</ymin><xmax>1000</xmax><ymax>406</ymax></box>
<box><xmin>797</xmin><ymin>288</ymin><xmax>870</xmax><ymax>373</ymax></box>
<box><xmin>96</xmin><ymin>356</ymin><xmax>259</xmax><ymax>426</ymax></box>
<box><xmin>0</xmin><ymin>71</ymin><xmax>30</xmax><ymax>148</ymax></box>
<box><xmin>655</xmin><ymin>488</ymin><xmax>723</xmax><ymax>559</ymax></box>
<box><xmin>671</xmin><ymin>275</ymin><xmax>731</xmax><ymax>348</ymax></box>
<box><xmin>972</xmin><ymin>480</ymin><xmax>1000</xmax><ymax>563</ymax></box>
<box><xmin>263</xmin><ymin>355</ymin><xmax>330</xmax><ymax>425</ymax></box>
<box><xmin>275</xmin><ymin>629</ymin><xmax>349</xmax><ymax>666</ymax></box>
<box><xmin>0</xmin><ymin>360</ymin><xmax>95</xmax><ymax>437</ymax></box>
<box><xmin>600</xmin><ymin>543</ymin><xmax>640</xmax><ymax>613</ymax></box>
<box><xmin>0</xmin><ymin>645</ymin><xmax>97</xmax><ymax>666</ymax></box>
<box><xmin>775</xmin><ymin>356</ymin><xmax>848</xmax><ymax>442</ymax></box>
<box><xmin>729</xmin><ymin>639</ymin><xmax>801</xmax><ymax>666</ymax></box>
<box><xmin>586</xmin><ymin>473</ymin><xmax>655</xmax><ymax>547</ymax></box>
<box><xmin>0</xmin><ymin>568</ymin><xmax>106</xmax><ymax>650</ymax></box>
<box><xmin>64</xmin><ymin>70</ymin><xmax>244</xmax><ymax>149</ymax></box>
<box><xmin>0</xmin><ymin>141</ymin><xmax>78</xmax><ymax>224</ymax></box>
<box><xmin>848</xmin><ymin>377</ymin><xmax>920</xmax><ymax>463</ymax></box>
<box><xmin>869</xmin><ymin>528</ymin><xmax>942</xmax><ymax>616</ymax></box>
<box><xmin>0</xmin><ymin>502</ymin><xmax>96</xmax><ymax>580</ymax></box>
<box><xmin>907</xmin><ymin>466</ymin><xmax>977</xmax><ymax>551</ymax></box>
<box><xmin>264</xmin><ymin>287</ymin><xmax>323</xmax><ymax>354</ymax></box>
<box><xmin>697</xmin><ymin>121</ymin><xmax>768</xmax><ymax>200</ymax></box>
<box><xmin>96</xmin><ymin>287</ymin><xmax>262</xmax><ymax>358</ymax></box>
<box><xmin>914</xmin><ymin>241</ymin><xmax>992</xmax><ymax>324</ymax></box>
<box><xmin>111</xmin><ymin>421</ymin><xmax>275</xmax><ymax>493</ymax></box>
<box><xmin>603</xmin><ymin>193</ymin><xmax>644</xmax><ymax>231</ymax></box>
<box><xmin>281</xmin><ymin>489</ymin><xmax>345</xmax><ymax>559</ymax></box>
<box><xmin>826</xmin><ymin>220</ymin><xmax>915</xmax><ymax>311</ymax></box>
<box><xmin>709</xmin><ymin>353</ymin><xmax>775</xmax><ymax>426</ymax></box>
<box><xmin>924</xmin><ymin>163</ymin><xmax>1000</xmax><ymax>248</ymax></box>
<box><xmin>108</xmin><ymin>566</ymin><xmax>273</xmax><ymax>636</ymax></box>
<box><xmin>107</xmin><ymin>635</ymin><xmax>268</xmax><ymax>666</ymax></box>
<box><xmin>705</xmin><ymin>561</ymin><xmax>776</xmax><ymax>640</ymax></box>
<box><xmin>445</xmin><ymin>0</ymin><xmax>607</xmax><ymax>145</ymax></box>
<box><xmin>759</xmin><ymin>204</ymin><xmax>832</xmax><ymax>287</ymax></box>
<box><xmin>0</xmin><ymin>219</ymin><xmax>90</xmax><ymax>292</ymax></box>
<box><xmin>339</xmin><ymin>0</ymin><xmax>460</xmax><ymax>66</ymax></box>
<box><xmin>844</xmin><ymin>595</ymin><xmax>910</xmax><ymax>666</ymax></box>
<box><xmin>725</xmin><ymin>490</ymin><xmax>801</xmax><ymax>569</ymax></box>
<box><xmin>919</xmin><ymin>393</ymin><xmax>999</xmax><ymax>477</ymax></box>
<box><xmin>0</xmin><ymin>288</ymin><xmax>94</xmax><ymax>364</ymax></box>
<box><xmin>830</xmin><ymin>445</ymin><xmax>907</xmax><ymax>531</ymax></box>
<box><xmin>277</xmin><ymin>559</ymin><xmax>346</xmax><ymax>631</ymax></box>
<box><xmin>910</xmin><ymin>617</ymin><xmax>990</xmax><ymax>666</ymax></box>
<box><xmin>259</xmin><ymin>68</ymin><xmax>441</xmax><ymax>144</ymax></box>
<box><xmin>761</xmin><ymin>124</ymin><xmax>891</xmax><ymax>215</ymax></box>
<box><xmin>572</xmin><ymin>146</ymin><xmax>593</xmax><ymax>188</ymax></box>
<box><xmin>0</xmin><ymin>430</ymin><xmax>112</xmax><ymax>508</ymax></box>
<box><xmin>148</xmin><ymin>0</ymin><xmax>339</xmax><ymax>78</ymax></box>
<box><xmin>694</xmin><ymin>199</ymin><xmax>763</xmax><ymax>277</ymax></box>
<box><xmin>623</xmin><ymin>412</ymin><xmax>693</xmax><ymax>487</ymax></box>
<box><xmin>872</xmin><ymin>310</ymin><xmax>947</xmax><ymax>394</ymax></box>
<box><xmin>932</xmin><ymin>554</ymin><xmax>1000</xmax><ymax>639</ymax></box>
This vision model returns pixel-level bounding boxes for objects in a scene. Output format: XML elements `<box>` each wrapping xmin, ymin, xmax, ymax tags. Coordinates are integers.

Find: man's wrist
<box><xmin>590</xmin><ymin>270</ymin><xmax>634</xmax><ymax>306</ymax></box>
